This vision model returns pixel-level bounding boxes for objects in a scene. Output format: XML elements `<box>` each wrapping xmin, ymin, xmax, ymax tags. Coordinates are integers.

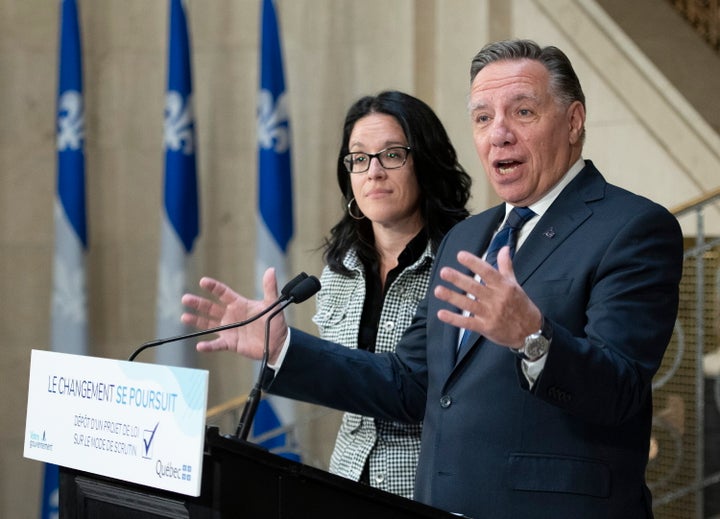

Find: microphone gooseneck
<box><xmin>127</xmin><ymin>272</ymin><xmax>309</xmax><ymax>362</ymax></box>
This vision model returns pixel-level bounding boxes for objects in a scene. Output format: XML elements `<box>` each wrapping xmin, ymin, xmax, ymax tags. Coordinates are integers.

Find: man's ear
<box><xmin>567</xmin><ymin>100</ymin><xmax>585</xmax><ymax>145</ymax></box>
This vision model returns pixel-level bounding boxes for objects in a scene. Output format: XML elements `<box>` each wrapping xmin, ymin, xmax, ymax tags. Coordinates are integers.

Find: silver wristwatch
<box><xmin>517</xmin><ymin>317</ymin><xmax>552</xmax><ymax>361</ymax></box>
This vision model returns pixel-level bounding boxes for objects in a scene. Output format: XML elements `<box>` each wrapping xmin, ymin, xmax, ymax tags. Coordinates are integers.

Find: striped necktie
<box><xmin>456</xmin><ymin>206</ymin><xmax>536</xmax><ymax>356</ymax></box>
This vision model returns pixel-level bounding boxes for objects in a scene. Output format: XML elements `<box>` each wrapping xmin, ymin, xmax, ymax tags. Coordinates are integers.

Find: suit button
<box><xmin>440</xmin><ymin>395</ymin><xmax>452</xmax><ymax>408</ymax></box>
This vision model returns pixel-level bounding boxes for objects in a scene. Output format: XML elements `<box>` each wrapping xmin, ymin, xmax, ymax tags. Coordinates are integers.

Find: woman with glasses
<box><xmin>315</xmin><ymin>90</ymin><xmax>472</xmax><ymax>498</ymax></box>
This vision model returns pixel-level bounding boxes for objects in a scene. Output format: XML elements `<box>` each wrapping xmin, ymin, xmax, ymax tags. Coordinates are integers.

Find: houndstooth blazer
<box><xmin>312</xmin><ymin>243</ymin><xmax>434</xmax><ymax>499</ymax></box>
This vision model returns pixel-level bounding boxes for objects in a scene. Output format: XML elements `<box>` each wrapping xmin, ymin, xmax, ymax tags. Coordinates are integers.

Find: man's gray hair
<box><xmin>470</xmin><ymin>39</ymin><xmax>586</xmax><ymax>110</ymax></box>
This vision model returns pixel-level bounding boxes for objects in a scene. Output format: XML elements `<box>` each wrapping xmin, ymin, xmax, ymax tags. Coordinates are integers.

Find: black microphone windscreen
<box><xmin>280</xmin><ymin>272</ymin><xmax>308</xmax><ymax>298</ymax></box>
<box><xmin>289</xmin><ymin>275</ymin><xmax>321</xmax><ymax>303</ymax></box>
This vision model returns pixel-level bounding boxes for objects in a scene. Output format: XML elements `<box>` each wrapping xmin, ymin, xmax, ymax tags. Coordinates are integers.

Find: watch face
<box><xmin>524</xmin><ymin>334</ymin><xmax>548</xmax><ymax>360</ymax></box>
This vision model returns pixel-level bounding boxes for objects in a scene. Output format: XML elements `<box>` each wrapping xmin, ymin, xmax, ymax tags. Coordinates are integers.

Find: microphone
<box><xmin>233</xmin><ymin>275</ymin><xmax>321</xmax><ymax>441</ymax></box>
<box><xmin>278</xmin><ymin>271</ymin><xmax>310</xmax><ymax>299</ymax></box>
<box><xmin>127</xmin><ymin>272</ymin><xmax>310</xmax><ymax>362</ymax></box>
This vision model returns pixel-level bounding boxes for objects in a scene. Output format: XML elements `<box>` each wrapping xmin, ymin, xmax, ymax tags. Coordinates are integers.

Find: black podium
<box><xmin>59</xmin><ymin>426</ymin><xmax>458</xmax><ymax>518</ymax></box>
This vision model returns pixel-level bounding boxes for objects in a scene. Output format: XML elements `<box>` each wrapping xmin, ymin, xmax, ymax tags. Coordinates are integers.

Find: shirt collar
<box><xmin>397</xmin><ymin>228</ymin><xmax>430</xmax><ymax>269</ymax></box>
<box><xmin>344</xmin><ymin>228</ymin><xmax>431</xmax><ymax>272</ymax></box>
<box><xmin>503</xmin><ymin>157</ymin><xmax>585</xmax><ymax>219</ymax></box>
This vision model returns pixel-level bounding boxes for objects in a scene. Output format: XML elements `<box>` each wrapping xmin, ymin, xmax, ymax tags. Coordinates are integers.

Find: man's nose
<box><xmin>490</xmin><ymin>119</ymin><xmax>516</xmax><ymax>147</ymax></box>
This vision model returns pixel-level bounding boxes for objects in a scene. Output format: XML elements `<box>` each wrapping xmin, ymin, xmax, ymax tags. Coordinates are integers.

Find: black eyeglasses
<box><xmin>342</xmin><ymin>146</ymin><xmax>412</xmax><ymax>174</ymax></box>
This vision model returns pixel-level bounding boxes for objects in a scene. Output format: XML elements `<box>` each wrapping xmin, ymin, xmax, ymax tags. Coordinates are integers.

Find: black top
<box><xmin>357</xmin><ymin>230</ymin><xmax>428</xmax><ymax>353</ymax></box>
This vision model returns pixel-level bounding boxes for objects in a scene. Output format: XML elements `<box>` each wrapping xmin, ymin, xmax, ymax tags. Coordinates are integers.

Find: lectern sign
<box><xmin>24</xmin><ymin>350</ymin><xmax>209</xmax><ymax>496</ymax></box>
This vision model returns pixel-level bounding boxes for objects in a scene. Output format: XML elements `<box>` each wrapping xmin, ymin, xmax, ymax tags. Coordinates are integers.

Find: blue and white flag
<box><xmin>253</xmin><ymin>0</ymin><xmax>301</xmax><ymax>461</ymax></box>
<box><xmin>44</xmin><ymin>0</ymin><xmax>88</xmax><ymax>516</ymax></box>
<box><xmin>155</xmin><ymin>0</ymin><xmax>200</xmax><ymax>367</ymax></box>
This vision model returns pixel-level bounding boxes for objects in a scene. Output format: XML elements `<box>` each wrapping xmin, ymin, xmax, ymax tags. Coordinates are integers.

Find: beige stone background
<box><xmin>2</xmin><ymin>0</ymin><xmax>720</xmax><ymax>516</ymax></box>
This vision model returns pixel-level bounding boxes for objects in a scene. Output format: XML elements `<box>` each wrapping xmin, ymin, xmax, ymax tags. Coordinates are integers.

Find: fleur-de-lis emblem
<box><xmin>57</xmin><ymin>90</ymin><xmax>85</xmax><ymax>151</ymax></box>
<box><xmin>257</xmin><ymin>89</ymin><xmax>290</xmax><ymax>153</ymax></box>
<box><xmin>164</xmin><ymin>91</ymin><xmax>195</xmax><ymax>155</ymax></box>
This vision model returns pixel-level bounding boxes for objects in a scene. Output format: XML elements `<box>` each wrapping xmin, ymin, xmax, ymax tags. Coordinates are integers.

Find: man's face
<box><xmin>469</xmin><ymin>59</ymin><xmax>585</xmax><ymax>206</ymax></box>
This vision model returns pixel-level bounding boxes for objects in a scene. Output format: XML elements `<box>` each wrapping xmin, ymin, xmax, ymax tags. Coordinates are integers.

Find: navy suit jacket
<box><xmin>267</xmin><ymin>161</ymin><xmax>684</xmax><ymax>518</ymax></box>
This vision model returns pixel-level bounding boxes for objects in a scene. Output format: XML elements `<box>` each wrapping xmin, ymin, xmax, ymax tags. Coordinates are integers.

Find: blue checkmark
<box><xmin>142</xmin><ymin>422</ymin><xmax>159</xmax><ymax>458</ymax></box>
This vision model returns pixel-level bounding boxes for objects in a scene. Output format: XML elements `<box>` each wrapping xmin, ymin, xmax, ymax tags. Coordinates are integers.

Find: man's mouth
<box><xmin>495</xmin><ymin>160</ymin><xmax>521</xmax><ymax>175</ymax></box>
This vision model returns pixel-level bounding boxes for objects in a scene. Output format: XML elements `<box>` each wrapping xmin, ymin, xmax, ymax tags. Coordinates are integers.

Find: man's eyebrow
<box><xmin>512</xmin><ymin>92</ymin><xmax>541</xmax><ymax>103</ymax></box>
<box><xmin>469</xmin><ymin>92</ymin><xmax>541</xmax><ymax>112</ymax></box>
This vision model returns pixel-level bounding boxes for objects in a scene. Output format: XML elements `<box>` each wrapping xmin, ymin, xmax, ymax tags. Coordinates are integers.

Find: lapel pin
<box><xmin>543</xmin><ymin>227</ymin><xmax>556</xmax><ymax>239</ymax></box>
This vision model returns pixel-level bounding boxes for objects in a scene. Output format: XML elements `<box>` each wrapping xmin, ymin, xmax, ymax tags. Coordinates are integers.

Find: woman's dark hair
<box><xmin>323</xmin><ymin>90</ymin><xmax>472</xmax><ymax>275</ymax></box>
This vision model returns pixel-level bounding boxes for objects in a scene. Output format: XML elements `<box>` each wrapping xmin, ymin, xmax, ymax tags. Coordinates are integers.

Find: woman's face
<box><xmin>347</xmin><ymin>113</ymin><xmax>423</xmax><ymax>235</ymax></box>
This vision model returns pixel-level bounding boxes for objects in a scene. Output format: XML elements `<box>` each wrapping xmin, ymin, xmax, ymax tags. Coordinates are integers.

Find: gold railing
<box><xmin>671</xmin><ymin>186</ymin><xmax>720</xmax><ymax>216</ymax></box>
<box><xmin>205</xmin><ymin>393</ymin><xmax>248</xmax><ymax>436</ymax></box>
<box><xmin>668</xmin><ymin>0</ymin><xmax>720</xmax><ymax>52</ymax></box>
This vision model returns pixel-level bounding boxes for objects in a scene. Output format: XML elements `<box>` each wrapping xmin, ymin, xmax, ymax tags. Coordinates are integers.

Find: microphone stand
<box><xmin>232</xmin><ymin>275</ymin><xmax>321</xmax><ymax>441</ymax></box>
<box><xmin>233</xmin><ymin>300</ymin><xmax>292</xmax><ymax>440</ymax></box>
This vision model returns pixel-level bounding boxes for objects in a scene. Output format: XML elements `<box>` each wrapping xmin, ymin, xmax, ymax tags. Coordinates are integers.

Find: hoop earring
<box><xmin>347</xmin><ymin>198</ymin><xmax>365</xmax><ymax>220</ymax></box>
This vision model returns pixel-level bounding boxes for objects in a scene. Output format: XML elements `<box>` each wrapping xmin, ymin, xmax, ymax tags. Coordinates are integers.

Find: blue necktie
<box><xmin>484</xmin><ymin>206</ymin><xmax>536</xmax><ymax>268</ymax></box>
<box><xmin>456</xmin><ymin>206</ymin><xmax>536</xmax><ymax>356</ymax></box>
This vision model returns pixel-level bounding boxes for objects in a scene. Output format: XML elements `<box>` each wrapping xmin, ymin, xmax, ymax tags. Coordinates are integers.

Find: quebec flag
<box><xmin>155</xmin><ymin>0</ymin><xmax>200</xmax><ymax>367</ymax></box>
<box><xmin>44</xmin><ymin>0</ymin><xmax>88</xmax><ymax>516</ymax></box>
<box><xmin>254</xmin><ymin>0</ymin><xmax>301</xmax><ymax>461</ymax></box>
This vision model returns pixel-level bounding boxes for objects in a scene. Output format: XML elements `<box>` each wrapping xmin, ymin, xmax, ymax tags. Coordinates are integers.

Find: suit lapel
<box><xmin>449</xmin><ymin>205</ymin><xmax>504</xmax><ymax>366</ymax></box>
<box><xmin>512</xmin><ymin>194</ymin><xmax>590</xmax><ymax>284</ymax></box>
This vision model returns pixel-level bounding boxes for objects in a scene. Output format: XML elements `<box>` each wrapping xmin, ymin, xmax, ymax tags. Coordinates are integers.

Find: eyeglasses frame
<box><xmin>342</xmin><ymin>146</ymin><xmax>412</xmax><ymax>174</ymax></box>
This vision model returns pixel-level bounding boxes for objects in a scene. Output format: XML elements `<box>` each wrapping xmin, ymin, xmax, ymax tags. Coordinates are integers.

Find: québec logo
<box><xmin>155</xmin><ymin>459</ymin><xmax>193</xmax><ymax>482</ymax></box>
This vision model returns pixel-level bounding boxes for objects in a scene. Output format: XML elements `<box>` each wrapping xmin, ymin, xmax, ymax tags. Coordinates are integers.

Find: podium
<box><xmin>59</xmin><ymin>426</ymin><xmax>458</xmax><ymax>518</ymax></box>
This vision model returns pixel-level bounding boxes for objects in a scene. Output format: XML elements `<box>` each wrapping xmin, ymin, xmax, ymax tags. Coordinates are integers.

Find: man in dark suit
<box><xmin>183</xmin><ymin>40</ymin><xmax>683</xmax><ymax>518</ymax></box>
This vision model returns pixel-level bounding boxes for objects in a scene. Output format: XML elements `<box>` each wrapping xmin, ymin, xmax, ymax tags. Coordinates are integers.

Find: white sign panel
<box><xmin>24</xmin><ymin>350</ymin><xmax>209</xmax><ymax>497</ymax></box>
